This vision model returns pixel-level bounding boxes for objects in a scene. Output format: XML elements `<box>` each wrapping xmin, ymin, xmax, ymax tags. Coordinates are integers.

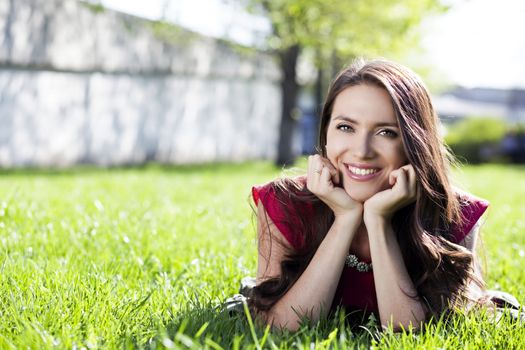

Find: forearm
<box><xmin>367</xmin><ymin>219</ymin><xmax>426</xmax><ymax>330</ymax></box>
<box><xmin>264</xmin><ymin>214</ymin><xmax>361</xmax><ymax>331</ymax></box>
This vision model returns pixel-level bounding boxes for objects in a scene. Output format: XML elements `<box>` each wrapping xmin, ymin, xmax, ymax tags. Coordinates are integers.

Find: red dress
<box><xmin>252</xmin><ymin>178</ymin><xmax>489</xmax><ymax>315</ymax></box>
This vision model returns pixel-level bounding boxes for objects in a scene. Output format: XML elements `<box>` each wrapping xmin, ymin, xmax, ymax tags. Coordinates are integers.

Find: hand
<box><xmin>363</xmin><ymin>165</ymin><xmax>417</xmax><ymax>225</ymax></box>
<box><xmin>306</xmin><ymin>155</ymin><xmax>363</xmax><ymax>219</ymax></box>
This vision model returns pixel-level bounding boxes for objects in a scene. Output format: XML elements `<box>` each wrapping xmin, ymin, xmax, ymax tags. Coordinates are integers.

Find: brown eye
<box><xmin>337</xmin><ymin>124</ymin><xmax>354</xmax><ymax>132</ymax></box>
<box><xmin>378</xmin><ymin>129</ymin><xmax>398</xmax><ymax>138</ymax></box>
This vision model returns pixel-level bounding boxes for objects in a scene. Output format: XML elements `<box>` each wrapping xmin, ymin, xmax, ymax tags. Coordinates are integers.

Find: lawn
<box><xmin>0</xmin><ymin>162</ymin><xmax>524</xmax><ymax>349</ymax></box>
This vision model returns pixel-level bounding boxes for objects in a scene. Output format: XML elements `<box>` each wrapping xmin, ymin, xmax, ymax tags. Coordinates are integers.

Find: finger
<box><xmin>326</xmin><ymin>163</ymin><xmax>340</xmax><ymax>185</ymax></box>
<box><xmin>333</xmin><ymin>169</ymin><xmax>340</xmax><ymax>186</ymax></box>
<box><xmin>320</xmin><ymin>158</ymin><xmax>340</xmax><ymax>185</ymax></box>
<box><xmin>401</xmin><ymin>165</ymin><xmax>413</xmax><ymax>177</ymax></box>
<box><xmin>399</xmin><ymin>165</ymin><xmax>415</xmax><ymax>190</ymax></box>
<box><xmin>320</xmin><ymin>166</ymin><xmax>332</xmax><ymax>189</ymax></box>
<box><xmin>307</xmin><ymin>155</ymin><xmax>313</xmax><ymax>173</ymax></box>
<box><xmin>308</xmin><ymin>155</ymin><xmax>321</xmax><ymax>177</ymax></box>
<box><xmin>392</xmin><ymin>168</ymin><xmax>409</xmax><ymax>194</ymax></box>
<box><xmin>404</xmin><ymin>165</ymin><xmax>417</xmax><ymax>198</ymax></box>
<box><xmin>308</xmin><ymin>155</ymin><xmax>319</xmax><ymax>172</ymax></box>
<box><xmin>389</xmin><ymin>168</ymin><xmax>402</xmax><ymax>186</ymax></box>
<box><xmin>307</xmin><ymin>155</ymin><xmax>319</xmax><ymax>190</ymax></box>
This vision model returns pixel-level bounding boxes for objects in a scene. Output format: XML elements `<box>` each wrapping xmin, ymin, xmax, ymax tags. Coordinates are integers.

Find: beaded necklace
<box><xmin>345</xmin><ymin>254</ymin><xmax>373</xmax><ymax>272</ymax></box>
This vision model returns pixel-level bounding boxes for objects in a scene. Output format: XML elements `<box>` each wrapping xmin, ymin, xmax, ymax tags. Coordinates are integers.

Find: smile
<box><xmin>344</xmin><ymin>164</ymin><xmax>382</xmax><ymax>181</ymax></box>
<box><xmin>348</xmin><ymin>166</ymin><xmax>378</xmax><ymax>176</ymax></box>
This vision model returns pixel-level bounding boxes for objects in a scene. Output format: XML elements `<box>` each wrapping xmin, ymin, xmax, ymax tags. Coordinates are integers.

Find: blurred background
<box><xmin>1</xmin><ymin>0</ymin><xmax>524</xmax><ymax>168</ymax></box>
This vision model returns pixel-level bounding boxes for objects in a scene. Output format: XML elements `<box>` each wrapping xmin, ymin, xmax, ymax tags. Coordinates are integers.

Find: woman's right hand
<box><xmin>307</xmin><ymin>155</ymin><xmax>363</xmax><ymax>219</ymax></box>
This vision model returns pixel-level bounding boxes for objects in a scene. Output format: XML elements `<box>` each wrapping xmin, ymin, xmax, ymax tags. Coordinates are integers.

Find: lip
<box><xmin>343</xmin><ymin>163</ymin><xmax>382</xmax><ymax>182</ymax></box>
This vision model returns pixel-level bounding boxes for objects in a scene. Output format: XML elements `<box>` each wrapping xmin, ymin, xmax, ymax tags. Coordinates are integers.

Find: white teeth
<box><xmin>348</xmin><ymin>166</ymin><xmax>378</xmax><ymax>176</ymax></box>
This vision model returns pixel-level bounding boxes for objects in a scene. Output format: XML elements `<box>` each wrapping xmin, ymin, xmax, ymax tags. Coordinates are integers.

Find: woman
<box><xmin>248</xmin><ymin>59</ymin><xmax>491</xmax><ymax>331</ymax></box>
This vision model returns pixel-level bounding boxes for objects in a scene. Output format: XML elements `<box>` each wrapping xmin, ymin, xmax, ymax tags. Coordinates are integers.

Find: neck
<box><xmin>349</xmin><ymin>223</ymin><xmax>371</xmax><ymax>260</ymax></box>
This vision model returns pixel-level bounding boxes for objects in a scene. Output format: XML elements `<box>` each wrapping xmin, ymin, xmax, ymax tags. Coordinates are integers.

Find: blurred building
<box><xmin>0</xmin><ymin>0</ymin><xmax>281</xmax><ymax>167</ymax></box>
<box><xmin>434</xmin><ymin>87</ymin><xmax>525</xmax><ymax>123</ymax></box>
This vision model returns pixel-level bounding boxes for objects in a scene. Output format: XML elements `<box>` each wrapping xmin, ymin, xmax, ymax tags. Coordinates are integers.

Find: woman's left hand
<box><xmin>363</xmin><ymin>165</ymin><xmax>417</xmax><ymax>225</ymax></box>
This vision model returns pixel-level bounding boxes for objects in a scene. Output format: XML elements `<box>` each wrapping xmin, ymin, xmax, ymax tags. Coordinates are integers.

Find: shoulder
<box><xmin>450</xmin><ymin>188</ymin><xmax>490</xmax><ymax>244</ymax></box>
<box><xmin>252</xmin><ymin>175</ymin><xmax>310</xmax><ymax>211</ymax></box>
<box><xmin>252</xmin><ymin>175</ymin><xmax>307</xmax><ymax>202</ymax></box>
<box><xmin>252</xmin><ymin>175</ymin><xmax>312</xmax><ymax>249</ymax></box>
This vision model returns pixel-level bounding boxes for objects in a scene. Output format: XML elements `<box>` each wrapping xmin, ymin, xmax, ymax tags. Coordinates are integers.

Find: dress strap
<box><xmin>450</xmin><ymin>192</ymin><xmax>489</xmax><ymax>243</ymax></box>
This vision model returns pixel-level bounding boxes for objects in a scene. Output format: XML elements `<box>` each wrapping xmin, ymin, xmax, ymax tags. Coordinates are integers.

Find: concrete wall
<box><xmin>0</xmin><ymin>0</ymin><xmax>281</xmax><ymax>167</ymax></box>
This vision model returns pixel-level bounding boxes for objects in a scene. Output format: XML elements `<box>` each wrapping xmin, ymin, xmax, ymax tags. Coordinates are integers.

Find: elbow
<box><xmin>258</xmin><ymin>308</ymin><xmax>302</xmax><ymax>332</ymax></box>
<box><xmin>254</xmin><ymin>299</ymin><xmax>324</xmax><ymax>332</ymax></box>
<box><xmin>380</xmin><ymin>312</ymin><xmax>426</xmax><ymax>332</ymax></box>
<box><xmin>389</xmin><ymin>322</ymin><xmax>421</xmax><ymax>333</ymax></box>
<box><xmin>381</xmin><ymin>319</ymin><xmax>422</xmax><ymax>333</ymax></box>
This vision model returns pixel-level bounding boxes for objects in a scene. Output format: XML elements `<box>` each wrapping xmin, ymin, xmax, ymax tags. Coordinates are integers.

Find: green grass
<box><xmin>0</xmin><ymin>162</ymin><xmax>524</xmax><ymax>349</ymax></box>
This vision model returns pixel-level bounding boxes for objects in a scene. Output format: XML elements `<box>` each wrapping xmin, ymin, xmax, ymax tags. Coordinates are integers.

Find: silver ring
<box><xmin>315</xmin><ymin>168</ymin><xmax>323</xmax><ymax>174</ymax></box>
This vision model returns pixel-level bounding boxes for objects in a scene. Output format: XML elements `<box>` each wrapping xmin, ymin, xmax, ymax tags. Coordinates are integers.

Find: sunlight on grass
<box><xmin>0</xmin><ymin>162</ymin><xmax>523</xmax><ymax>348</ymax></box>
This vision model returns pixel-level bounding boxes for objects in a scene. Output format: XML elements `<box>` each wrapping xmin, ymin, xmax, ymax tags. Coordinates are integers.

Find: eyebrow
<box><xmin>332</xmin><ymin>115</ymin><xmax>399</xmax><ymax>128</ymax></box>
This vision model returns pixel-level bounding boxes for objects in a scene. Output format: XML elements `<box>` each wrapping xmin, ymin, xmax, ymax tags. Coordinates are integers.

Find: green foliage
<box><xmin>147</xmin><ymin>19</ymin><xmax>257</xmax><ymax>58</ymax></box>
<box><xmin>0</xmin><ymin>162</ymin><xmax>524</xmax><ymax>348</ymax></box>
<box><xmin>148</xmin><ymin>20</ymin><xmax>199</xmax><ymax>47</ymax></box>
<box><xmin>80</xmin><ymin>1</ymin><xmax>106</xmax><ymax>14</ymax></box>
<box><xmin>241</xmin><ymin>0</ymin><xmax>447</xmax><ymax>165</ymax></box>
<box><xmin>249</xmin><ymin>0</ymin><xmax>445</xmax><ymax>64</ymax></box>
<box><xmin>446</xmin><ymin>117</ymin><xmax>508</xmax><ymax>145</ymax></box>
<box><xmin>445</xmin><ymin>117</ymin><xmax>508</xmax><ymax>164</ymax></box>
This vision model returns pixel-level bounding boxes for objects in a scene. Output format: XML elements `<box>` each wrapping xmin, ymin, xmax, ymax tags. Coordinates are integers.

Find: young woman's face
<box><xmin>326</xmin><ymin>84</ymin><xmax>408</xmax><ymax>202</ymax></box>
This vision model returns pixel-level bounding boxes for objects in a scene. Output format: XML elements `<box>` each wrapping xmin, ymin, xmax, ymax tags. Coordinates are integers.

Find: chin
<box><xmin>344</xmin><ymin>187</ymin><xmax>376</xmax><ymax>203</ymax></box>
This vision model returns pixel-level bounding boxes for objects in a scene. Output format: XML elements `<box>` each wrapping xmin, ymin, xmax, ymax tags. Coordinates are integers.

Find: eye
<box><xmin>378</xmin><ymin>129</ymin><xmax>398</xmax><ymax>138</ymax></box>
<box><xmin>336</xmin><ymin>124</ymin><xmax>354</xmax><ymax>132</ymax></box>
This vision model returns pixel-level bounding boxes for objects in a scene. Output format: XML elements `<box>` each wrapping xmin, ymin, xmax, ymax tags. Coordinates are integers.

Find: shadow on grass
<box><xmin>0</xmin><ymin>161</ymin><xmax>282</xmax><ymax>177</ymax></box>
<box><xmin>148</xmin><ymin>301</ymin><xmax>380</xmax><ymax>349</ymax></box>
<box><xmin>149</xmin><ymin>303</ymin><xmax>259</xmax><ymax>349</ymax></box>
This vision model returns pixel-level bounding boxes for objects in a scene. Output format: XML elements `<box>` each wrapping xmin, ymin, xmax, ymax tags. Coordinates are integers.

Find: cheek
<box><xmin>387</xmin><ymin>143</ymin><xmax>408</xmax><ymax>167</ymax></box>
<box><xmin>325</xmin><ymin>133</ymin><xmax>345</xmax><ymax>162</ymax></box>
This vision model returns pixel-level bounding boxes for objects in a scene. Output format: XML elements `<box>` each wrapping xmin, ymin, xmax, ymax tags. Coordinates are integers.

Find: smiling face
<box><xmin>325</xmin><ymin>83</ymin><xmax>408</xmax><ymax>202</ymax></box>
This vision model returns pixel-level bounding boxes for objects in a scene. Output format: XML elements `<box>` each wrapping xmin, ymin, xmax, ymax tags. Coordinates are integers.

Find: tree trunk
<box><xmin>314</xmin><ymin>64</ymin><xmax>324</xmax><ymax>151</ymax></box>
<box><xmin>275</xmin><ymin>44</ymin><xmax>300</xmax><ymax>167</ymax></box>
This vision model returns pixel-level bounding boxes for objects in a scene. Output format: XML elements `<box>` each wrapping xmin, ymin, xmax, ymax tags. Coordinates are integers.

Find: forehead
<box><xmin>331</xmin><ymin>84</ymin><xmax>396</xmax><ymax>123</ymax></box>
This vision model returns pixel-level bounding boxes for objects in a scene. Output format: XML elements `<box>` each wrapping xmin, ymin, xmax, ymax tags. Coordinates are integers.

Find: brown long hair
<box><xmin>251</xmin><ymin>59</ymin><xmax>481</xmax><ymax>318</ymax></box>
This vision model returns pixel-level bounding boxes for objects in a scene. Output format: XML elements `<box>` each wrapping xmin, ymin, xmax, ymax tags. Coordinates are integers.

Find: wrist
<box><xmin>363</xmin><ymin>203</ymin><xmax>392</xmax><ymax>225</ymax></box>
<box><xmin>333</xmin><ymin>209</ymin><xmax>363</xmax><ymax>226</ymax></box>
<box><xmin>363</xmin><ymin>213</ymin><xmax>391</xmax><ymax>233</ymax></box>
<box><xmin>334</xmin><ymin>206</ymin><xmax>363</xmax><ymax>221</ymax></box>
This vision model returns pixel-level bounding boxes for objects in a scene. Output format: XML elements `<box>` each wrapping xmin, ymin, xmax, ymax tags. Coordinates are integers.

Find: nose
<box><xmin>353</xmin><ymin>133</ymin><xmax>375</xmax><ymax>159</ymax></box>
